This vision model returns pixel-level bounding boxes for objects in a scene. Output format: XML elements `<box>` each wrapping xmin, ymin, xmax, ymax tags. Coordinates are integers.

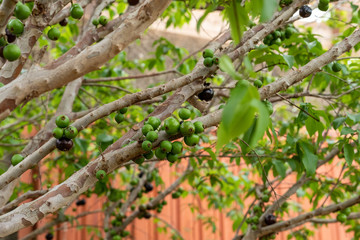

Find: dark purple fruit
<box><xmin>76</xmin><ymin>199</ymin><xmax>86</xmax><ymax>206</ymax></box>
<box><xmin>264</xmin><ymin>214</ymin><xmax>277</xmax><ymax>225</ymax></box>
<box><xmin>198</xmin><ymin>88</ymin><xmax>214</xmax><ymax>101</ymax></box>
<box><xmin>138</xmin><ymin>171</ymin><xmax>144</xmax><ymax>178</ymax></box>
<box><xmin>128</xmin><ymin>0</ymin><xmax>139</xmax><ymax>6</ymax></box>
<box><xmin>144</xmin><ymin>182</ymin><xmax>153</xmax><ymax>193</ymax></box>
<box><xmin>6</xmin><ymin>28</ymin><xmax>16</xmax><ymax>43</ymax></box>
<box><xmin>59</xmin><ymin>18</ymin><xmax>68</xmax><ymax>26</ymax></box>
<box><xmin>45</xmin><ymin>233</ymin><xmax>54</xmax><ymax>240</ymax></box>
<box><xmin>0</xmin><ymin>47</ymin><xmax>4</xmax><ymax>58</ymax></box>
<box><xmin>56</xmin><ymin>137</ymin><xmax>73</xmax><ymax>151</ymax></box>
<box><xmin>143</xmin><ymin>211</ymin><xmax>151</xmax><ymax>219</ymax></box>
<box><xmin>299</xmin><ymin>5</ymin><xmax>312</xmax><ymax>18</ymax></box>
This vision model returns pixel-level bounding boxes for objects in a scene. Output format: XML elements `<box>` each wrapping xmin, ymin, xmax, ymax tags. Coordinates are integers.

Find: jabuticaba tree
<box><xmin>1</xmin><ymin>0</ymin><xmax>360</xmax><ymax>240</ymax></box>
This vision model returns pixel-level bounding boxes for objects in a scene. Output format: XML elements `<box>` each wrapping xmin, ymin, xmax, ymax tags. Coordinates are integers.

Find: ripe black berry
<box><xmin>143</xmin><ymin>211</ymin><xmax>151</xmax><ymax>219</ymax></box>
<box><xmin>264</xmin><ymin>214</ymin><xmax>277</xmax><ymax>225</ymax></box>
<box><xmin>45</xmin><ymin>233</ymin><xmax>54</xmax><ymax>240</ymax></box>
<box><xmin>144</xmin><ymin>182</ymin><xmax>153</xmax><ymax>193</ymax></box>
<box><xmin>59</xmin><ymin>18</ymin><xmax>68</xmax><ymax>26</ymax></box>
<box><xmin>6</xmin><ymin>28</ymin><xmax>16</xmax><ymax>43</ymax></box>
<box><xmin>138</xmin><ymin>171</ymin><xmax>144</xmax><ymax>178</ymax></box>
<box><xmin>56</xmin><ymin>137</ymin><xmax>73</xmax><ymax>151</ymax></box>
<box><xmin>299</xmin><ymin>5</ymin><xmax>312</xmax><ymax>18</ymax></box>
<box><xmin>198</xmin><ymin>88</ymin><xmax>214</xmax><ymax>101</ymax></box>
<box><xmin>76</xmin><ymin>199</ymin><xmax>86</xmax><ymax>206</ymax></box>
<box><xmin>128</xmin><ymin>0</ymin><xmax>139</xmax><ymax>6</ymax></box>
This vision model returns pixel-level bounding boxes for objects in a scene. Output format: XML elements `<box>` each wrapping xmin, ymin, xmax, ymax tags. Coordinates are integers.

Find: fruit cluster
<box><xmin>115</xmin><ymin>108</ymin><xmax>127</xmax><ymax>123</ymax></box>
<box><xmin>138</xmin><ymin>108</ymin><xmax>204</xmax><ymax>165</ymax></box>
<box><xmin>202</xmin><ymin>49</ymin><xmax>219</xmax><ymax>68</ymax></box>
<box><xmin>171</xmin><ymin>187</ymin><xmax>184</xmax><ymax>199</ymax></box>
<box><xmin>336</xmin><ymin>207</ymin><xmax>351</xmax><ymax>223</ymax></box>
<box><xmin>53</xmin><ymin>115</ymin><xmax>78</xmax><ymax>151</ymax></box>
<box><xmin>263</xmin><ymin>25</ymin><xmax>297</xmax><ymax>46</ymax></box>
<box><xmin>92</xmin><ymin>16</ymin><xmax>108</xmax><ymax>27</ymax></box>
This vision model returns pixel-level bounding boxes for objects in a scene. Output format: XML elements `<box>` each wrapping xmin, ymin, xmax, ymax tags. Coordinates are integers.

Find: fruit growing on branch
<box><xmin>299</xmin><ymin>5</ymin><xmax>312</xmax><ymax>18</ymax></box>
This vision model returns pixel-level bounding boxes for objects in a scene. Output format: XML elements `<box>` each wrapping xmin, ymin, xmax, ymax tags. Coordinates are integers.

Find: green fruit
<box><xmin>133</xmin><ymin>157</ymin><xmax>145</xmax><ymax>165</ymax></box>
<box><xmin>253</xmin><ymin>205</ymin><xmax>262</xmax><ymax>213</ymax></box>
<box><xmin>142</xmin><ymin>124</ymin><xmax>154</xmax><ymax>136</ymax></box>
<box><xmin>112</xmin><ymin>235</ymin><xmax>121</xmax><ymax>240</ymax></box>
<box><xmin>251</xmin><ymin>225</ymin><xmax>258</xmax><ymax>231</ymax></box>
<box><xmin>160</xmin><ymin>140</ymin><xmax>172</xmax><ymax>153</ymax></box>
<box><xmin>0</xmin><ymin>37</ymin><xmax>7</xmax><ymax>47</ymax></box>
<box><xmin>64</xmin><ymin>126</ymin><xmax>78</xmax><ymax>139</ymax></box>
<box><xmin>166</xmin><ymin>153</ymin><xmax>178</xmax><ymax>163</ymax></box>
<box><xmin>285</xmin><ymin>27</ymin><xmax>295</xmax><ymax>38</ymax></box>
<box><xmin>171</xmin><ymin>141</ymin><xmax>183</xmax><ymax>154</ymax></box>
<box><xmin>96</xmin><ymin>170</ymin><xmax>106</xmax><ymax>180</ymax></box>
<box><xmin>115</xmin><ymin>113</ymin><xmax>125</xmax><ymax>123</ymax></box>
<box><xmin>52</xmin><ymin>127</ymin><xmax>64</xmax><ymax>139</ymax></box>
<box><xmin>213</xmin><ymin>57</ymin><xmax>219</xmax><ymax>65</ymax></box>
<box><xmin>274</xmin><ymin>30</ymin><xmax>281</xmax><ymax>38</ymax></box>
<box><xmin>92</xmin><ymin>18</ymin><xmax>99</xmax><ymax>26</ymax></box>
<box><xmin>55</xmin><ymin>115</ymin><xmax>70</xmax><ymax>128</ymax></box>
<box><xmin>337</xmin><ymin>213</ymin><xmax>347</xmax><ymax>223</ymax></box>
<box><xmin>11</xmin><ymin>154</ymin><xmax>24</xmax><ymax>166</ymax></box>
<box><xmin>342</xmin><ymin>208</ymin><xmax>352</xmax><ymax>216</ymax></box>
<box><xmin>7</xmin><ymin>19</ymin><xmax>24</xmax><ymax>35</ymax></box>
<box><xmin>318</xmin><ymin>3</ymin><xmax>329</xmax><ymax>11</ymax></box>
<box><xmin>332</xmin><ymin>62</ymin><xmax>341</xmax><ymax>72</ymax></box>
<box><xmin>130</xmin><ymin>205</ymin><xmax>136</xmax><ymax>211</ymax></box>
<box><xmin>155</xmin><ymin>148</ymin><xmax>167</xmax><ymax>160</ymax></box>
<box><xmin>146</xmin><ymin>116</ymin><xmax>161</xmax><ymax>130</ymax></box>
<box><xmin>262</xmin><ymin>195</ymin><xmax>270</xmax><ymax>202</ymax></box>
<box><xmin>164</xmin><ymin>117</ymin><xmax>180</xmax><ymax>135</ymax></box>
<box><xmin>202</xmin><ymin>49</ymin><xmax>214</xmax><ymax>58</ymax></box>
<box><xmin>171</xmin><ymin>192</ymin><xmax>181</xmax><ymax>199</ymax></box>
<box><xmin>47</xmin><ymin>28</ymin><xmax>60</xmax><ymax>40</ymax></box>
<box><xmin>263</xmin><ymin>100</ymin><xmax>274</xmax><ymax>114</ymax></box>
<box><xmin>146</xmin><ymin>131</ymin><xmax>158</xmax><ymax>142</ymax></box>
<box><xmin>252</xmin><ymin>216</ymin><xmax>259</xmax><ymax>224</ymax></box>
<box><xmin>141</xmin><ymin>140</ymin><xmax>152</xmax><ymax>152</ymax></box>
<box><xmin>0</xmin><ymin>82</ymin><xmax>4</xmax><ymax>87</ymax></box>
<box><xmin>274</xmin><ymin>38</ymin><xmax>282</xmax><ymax>45</ymax></box>
<box><xmin>320</xmin><ymin>0</ymin><xmax>329</xmax><ymax>4</ymax></box>
<box><xmin>269</xmin><ymin>234</ymin><xmax>276</xmax><ymax>239</ymax></box>
<box><xmin>3</xmin><ymin>44</ymin><xmax>21</xmax><ymax>61</ymax></box>
<box><xmin>147</xmin><ymin>106</ymin><xmax>155</xmax><ymax>113</ymax></box>
<box><xmin>70</xmin><ymin>4</ymin><xmax>84</xmax><ymax>19</ymax></box>
<box><xmin>180</xmin><ymin>121</ymin><xmax>195</xmax><ymax>136</ymax></box>
<box><xmin>99</xmin><ymin>16</ymin><xmax>108</xmax><ymax>26</ymax></box>
<box><xmin>184</xmin><ymin>134</ymin><xmax>200</xmax><ymax>146</ymax></box>
<box><xmin>139</xmin><ymin>204</ymin><xmax>146</xmax><ymax>211</ymax></box>
<box><xmin>119</xmin><ymin>107</ymin><xmax>128</xmax><ymax>114</ymax></box>
<box><xmin>14</xmin><ymin>2</ymin><xmax>31</xmax><ymax>20</ymax></box>
<box><xmin>130</xmin><ymin>178</ymin><xmax>139</xmax><ymax>186</ymax></box>
<box><xmin>178</xmin><ymin>108</ymin><xmax>191</xmax><ymax>120</ymax></box>
<box><xmin>143</xmin><ymin>151</ymin><xmax>154</xmax><ymax>159</ymax></box>
<box><xmin>203</xmin><ymin>57</ymin><xmax>213</xmax><ymax>67</ymax></box>
<box><xmin>254</xmin><ymin>79</ymin><xmax>262</xmax><ymax>88</ymax></box>
<box><xmin>194</xmin><ymin>121</ymin><xmax>204</xmax><ymax>134</ymax></box>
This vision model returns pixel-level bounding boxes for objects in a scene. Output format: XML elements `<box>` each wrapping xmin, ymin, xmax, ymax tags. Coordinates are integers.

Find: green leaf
<box><xmin>273</xmin><ymin>160</ymin><xmax>286</xmax><ymax>179</ymax></box>
<box><xmin>341</xmin><ymin>127</ymin><xmax>355</xmax><ymax>135</ymax></box>
<box><xmin>344</xmin><ymin>143</ymin><xmax>354</xmax><ymax>166</ymax></box>
<box><xmin>226</xmin><ymin>1</ymin><xmax>248</xmax><ymax>44</ymax></box>
<box><xmin>219</xmin><ymin>55</ymin><xmax>242</xmax><ymax>80</ymax></box>
<box><xmin>282</xmin><ymin>54</ymin><xmax>295</xmax><ymax>68</ymax></box>
<box><xmin>333</xmin><ymin>117</ymin><xmax>346</xmax><ymax>129</ymax></box>
<box><xmin>299</xmin><ymin>142</ymin><xmax>318</xmax><ymax>176</ymax></box>
<box><xmin>260</xmin><ymin>0</ymin><xmax>277</xmax><ymax>22</ymax></box>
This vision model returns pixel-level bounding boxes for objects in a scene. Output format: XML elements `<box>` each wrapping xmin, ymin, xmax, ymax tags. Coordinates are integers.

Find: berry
<box><xmin>253</xmin><ymin>205</ymin><xmax>262</xmax><ymax>213</ymax></box>
<box><xmin>45</xmin><ymin>233</ymin><xmax>54</xmax><ymax>240</ymax></box>
<box><xmin>131</xmin><ymin>205</ymin><xmax>136</xmax><ymax>211</ymax></box>
<box><xmin>184</xmin><ymin>134</ymin><xmax>200</xmax><ymax>146</ymax></box>
<box><xmin>56</xmin><ymin>138</ymin><xmax>73</xmax><ymax>151</ymax></box>
<box><xmin>119</xmin><ymin>107</ymin><xmax>128</xmax><ymax>114</ymax></box>
<box><xmin>99</xmin><ymin>16</ymin><xmax>108</xmax><ymax>26</ymax></box>
<box><xmin>263</xmin><ymin>100</ymin><xmax>273</xmax><ymax>114</ymax></box>
<box><xmin>194</xmin><ymin>121</ymin><xmax>204</xmax><ymax>134</ymax></box>
<box><xmin>337</xmin><ymin>213</ymin><xmax>347</xmax><ymax>223</ymax></box>
<box><xmin>171</xmin><ymin>141</ymin><xmax>183</xmax><ymax>154</ymax></box>
<box><xmin>47</xmin><ymin>28</ymin><xmax>61</xmax><ymax>41</ymax></box>
<box><xmin>96</xmin><ymin>170</ymin><xmax>106</xmax><ymax>180</ymax></box>
<box><xmin>180</xmin><ymin>121</ymin><xmax>195</xmax><ymax>136</ymax></box>
<box><xmin>342</xmin><ymin>207</ymin><xmax>352</xmax><ymax>216</ymax></box>
<box><xmin>144</xmin><ymin>182</ymin><xmax>153</xmax><ymax>192</ymax></box>
<box><xmin>92</xmin><ymin>18</ymin><xmax>99</xmax><ymax>26</ymax></box>
<box><xmin>3</xmin><ymin>44</ymin><xmax>21</xmax><ymax>61</ymax></box>
<box><xmin>64</xmin><ymin>126</ymin><xmax>78</xmax><ymax>139</ymax></box>
<box><xmin>155</xmin><ymin>148</ymin><xmax>167</xmax><ymax>160</ymax></box>
<box><xmin>251</xmin><ymin>216</ymin><xmax>259</xmax><ymax>224</ymax></box>
<box><xmin>133</xmin><ymin>157</ymin><xmax>145</xmax><ymax>165</ymax></box>
<box><xmin>160</xmin><ymin>140</ymin><xmax>172</xmax><ymax>153</ymax></box>
<box><xmin>262</xmin><ymin>194</ymin><xmax>270</xmax><ymax>202</ymax></box>
<box><xmin>332</xmin><ymin>62</ymin><xmax>341</xmax><ymax>72</ymax></box>
<box><xmin>11</xmin><ymin>154</ymin><xmax>24</xmax><ymax>166</ymax></box>
<box><xmin>146</xmin><ymin>131</ymin><xmax>158</xmax><ymax>142</ymax></box>
<box><xmin>59</xmin><ymin>18</ymin><xmax>68</xmax><ymax>26</ymax></box>
<box><xmin>147</xmin><ymin>106</ymin><xmax>155</xmax><ymax>113</ymax></box>
<box><xmin>130</xmin><ymin>178</ymin><xmax>139</xmax><ymax>186</ymax></box>
<box><xmin>318</xmin><ymin>2</ymin><xmax>329</xmax><ymax>11</ymax></box>
<box><xmin>285</xmin><ymin>27</ymin><xmax>296</xmax><ymax>38</ymax></box>
<box><xmin>14</xmin><ymin>2</ymin><xmax>31</xmax><ymax>20</ymax></box>
<box><xmin>203</xmin><ymin>57</ymin><xmax>213</xmax><ymax>67</ymax></box>
<box><xmin>7</xmin><ymin>19</ymin><xmax>24</xmax><ymax>35</ymax></box>
<box><xmin>142</xmin><ymin>124</ymin><xmax>154</xmax><ymax>136</ymax></box>
<box><xmin>142</xmin><ymin>140</ymin><xmax>152</xmax><ymax>152</ymax></box>
<box><xmin>164</xmin><ymin>117</ymin><xmax>180</xmax><ymax>135</ymax></box>
<box><xmin>143</xmin><ymin>151</ymin><xmax>154</xmax><ymax>159</ymax></box>
<box><xmin>0</xmin><ymin>37</ymin><xmax>7</xmax><ymax>47</ymax></box>
<box><xmin>128</xmin><ymin>0</ymin><xmax>139</xmax><ymax>6</ymax></box>
<box><xmin>198</xmin><ymin>88</ymin><xmax>214</xmax><ymax>101</ymax></box>
<box><xmin>167</xmin><ymin>153</ymin><xmax>178</xmax><ymax>163</ymax></box>
<box><xmin>171</xmin><ymin>191</ymin><xmax>181</xmax><ymax>199</ymax></box>
<box><xmin>115</xmin><ymin>113</ymin><xmax>125</xmax><ymax>123</ymax></box>
<box><xmin>264</xmin><ymin>214</ymin><xmax>277</xmax><ymax>225</ymax></box>
<box><xmin>6</xmin><ymin>28</ymin><xmax>16</xmax><ymax>43</ymax></box>
<box><xmin>254</xmin><ymin>79</ymin><xmax>262</xmax><ymax>88</ymax></box>
<box><xmin>213</xmin><ymin>57</ymin><xmax>219</xmax><ymax>65</ymax></box>
<box><xmin>146</xmin><ymin>116</ymin><xmax>161</xmax><ymax>130</ymax></box>
<box><xmin>299</xmin><ymin>5</ymin><xmax>312</xmax><ymax>18</ymax></box>
<box><xmin>178</xmin><ymin>108</ymin><xmax>191</xmax><ymax>120</ymax></box>
<box><xmin>70</xmin><ymin>4</ymin><xmax>84</xmax><ymax>19</ymax></box>
<box><xmin>251</xmin><ymin>225</ymin><xmax>257</xmax><ymax>230</ymax></box>
<box><xmin>202</xmin><ymin>49</ymin><xmax>214</xmax><ymax>58</ymax></box>
<box><xmin>55</xmin><ymin>115</ymin><xmax>70</xmax><ymax>128</ymax></box>
<box><xmin>52</xmin><ymin>127</ymin><xmax>64</xmax><ymax>139</ymax></box>
<box><xmin>113</xmin><ymin>235</ymin><xmax>121</xmax><ymax>240</ymax></box>
<box><xmin>76</xmin><ymin>199</ymin><xmax>86</xmax><ymax>206</ymax></box>
<box><xmin>143</xmin><ymin>211</ymin><xmax>151</xmax><ymax>219</ymax></box>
